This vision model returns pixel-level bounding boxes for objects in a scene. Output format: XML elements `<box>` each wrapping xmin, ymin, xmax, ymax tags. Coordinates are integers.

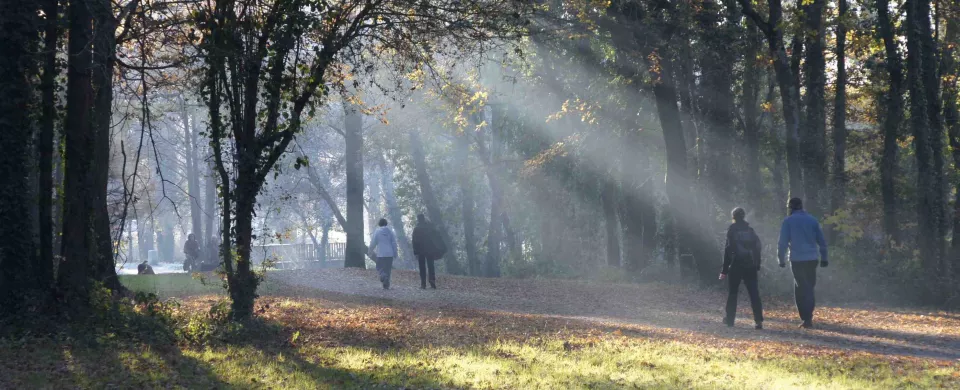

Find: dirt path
<box><xmin>273</xmin><ymin>268</ymin><xmax>960</xmax><ymax>362</ymax></box>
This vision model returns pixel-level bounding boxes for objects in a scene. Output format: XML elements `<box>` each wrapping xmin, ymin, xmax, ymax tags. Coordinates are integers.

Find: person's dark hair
<box><xmin>417</xmin><ymin>214</ymin><xmax>426</xmax><ymax>223</ymax></box>
<box><xmin>788</xmin><ymin>197</ymin><xmax>803</xmax><ymax>211</ymax></box>
<box><xmin>378</xmin><ymin>218</ymin><xmax>388</xmax><ymax>227</ymax></box>
<box><xmin>731</xmin><ymin>207</ymin><xmax>746</xmax><ymax>222</ymax></box>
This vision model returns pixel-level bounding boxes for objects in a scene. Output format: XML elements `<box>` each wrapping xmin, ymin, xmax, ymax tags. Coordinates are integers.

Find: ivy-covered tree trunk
<box><xmin>91</xmin><ymin>0</ymin><xmax>122</xmax><ymax>291</ymax></box>
<box><xmin>0</xmin><ymin>0</ymin><xmax>41</xmax><ymax>314</ymax></box>
<box><xmin>830</xmin><ymin>0</ymin><xmax>848</xmax><ymax>236</ymax></box>
<box><xmin>59</xmin><ymin>0</ymin><xmax>96</xmax><ymax>305</ymax></box>
<box><xmin>344</xmin><ymin>105</ymin><xmax>366</xmax><ymax>269</ymax></box>
<box><xmin>877</xmin><ymin>0</ymin><xmax>903</xmax><ymax>244</ymax></box>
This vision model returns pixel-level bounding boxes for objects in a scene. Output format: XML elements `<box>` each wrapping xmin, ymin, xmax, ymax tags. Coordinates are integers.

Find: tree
<box><xmin>829</xmin><ymin>0</ymin><xmax>848</xmax><ymax>230</ymax></box>
<box><xmin>800</xmin><ymin>0</ymin><xmax>828</xmax><ymax>217</ymax></box>
<box><xmin>876</xmin><ymin>0</ymin><xmax>904</xmax><ymax>244</ymax></box>
<box><xmin>344</xmin><ymin>104</ymin><xmax>366</xmax><ymax>268</ymax></box>
<box><xmin>0</xmin><ymin>0</ymin><xmax>42</xmax><ymax>314</ymax></box>
<box><xmin>59</xmin><ymin>0</ymin><xmax>97</xmax><ymax>304</ymax></box>
<box><xmin>905</xmin><ymin>0</ymin><xmax>947</xmax><ymax>295</ymax></box>
<box><xmin>739</xmin><ymin>0</ymin><xmax>804</xmax><ymax>199</ymax></box>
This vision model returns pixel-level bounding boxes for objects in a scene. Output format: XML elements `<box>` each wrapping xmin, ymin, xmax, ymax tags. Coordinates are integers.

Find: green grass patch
<box><xmin>2</xmin><ymin>330</ymin><xmax>955</xmax><ymax>389</ymax></box>
<box><xmin>120</xmin><ymin>273</ymin><xmax>225</xmax><ymax>297</ymax></box>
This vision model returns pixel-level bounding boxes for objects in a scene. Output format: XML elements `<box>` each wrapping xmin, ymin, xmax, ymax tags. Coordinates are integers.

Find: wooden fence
<box><xmin>250</xmin><ymin>242</ymin><xmax>346</xmax><ymax>270</ymax></box>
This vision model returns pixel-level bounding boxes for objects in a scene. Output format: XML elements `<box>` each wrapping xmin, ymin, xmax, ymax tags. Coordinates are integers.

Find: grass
<box><xmin>1</xmin><ymin>274</ymin><xmax>957</xmax><ymax>389</ymax></box>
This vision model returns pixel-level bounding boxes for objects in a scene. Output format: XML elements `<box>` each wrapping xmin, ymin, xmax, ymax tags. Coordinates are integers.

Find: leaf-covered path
<box><xmin>274</xmin><ymin>268</ymin><xmax>960</xmax><ymax>364</ymax></box>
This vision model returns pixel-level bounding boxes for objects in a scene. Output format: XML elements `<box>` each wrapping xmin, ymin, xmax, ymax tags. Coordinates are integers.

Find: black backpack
<box><xmin>732</xmin><ymin>227</ymin><xmax>760</xmax><ymax>269</ymax></box>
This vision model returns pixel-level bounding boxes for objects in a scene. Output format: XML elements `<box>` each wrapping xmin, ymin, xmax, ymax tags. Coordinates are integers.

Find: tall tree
<box><xmin>801</xmin><ymin>0</ymin><xmax>828</xmax><ymax>216</ymax></box>
<box><xmin>830</xmin><ymin>0</ymin><xmax>848</xmax><ymax>233</ymax></box>
<box><xmin>941</xmin><ymin>0</ymin><xmax>959</xmax><ymax>275</ymax></box>
<box><xmin>410</xmin><ymin>130</ymin><xmax>466</xmax><ymax>274</ymax></box>
<box><xmin>0</xmin><ymin>0</ymin><xmax>42</xmax><ymax>313</ymax></box>
<box><xmin>739</xmin><ymin>0</ymin><xmax>804</xmax><ymax>200</ymax></box>
<box><xmin>344</xmin><ymin>104</ymin><xmax>365</xmax><ymax>268</ymax></box>
<box><xmin>600</xmin><ymin>177</ymin><xmax>621</xmax><ymax>267</ymax></box>
<box><xmin>457</xmin><ymin>132</ymin><xmax>480</xmax><ymax>275</ymax></box>
<box><xmin>876</xmin><ymin>0</ymin><xmax>904</xmax><ymax>243</ymax></box>
<box><xmin>59</xmin><ymin>0</ymin><xmax>96</xmax><ymax>304</ymax></box>
<box><xmin>906</xmin><ymin>0</ymin><xmax>947</xmax><ymax>296</ymax></box>
<box><xmin>37</xmin><ymin>0</ymin><xmax>59</xmax><ymax>288</ymax></box>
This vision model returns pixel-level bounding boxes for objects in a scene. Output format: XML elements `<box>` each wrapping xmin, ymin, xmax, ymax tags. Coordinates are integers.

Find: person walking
<box><xmin>778</xmin><ymin>198</ymin><xmax>829</xmax><ymax>329</ymax></box>
<box><xmin>412</xmin><ymin>214</ymin><xmax>446</xmax><ymax>289</ymax></box>
<box><xmin>720</xmin><ymin>207</ymin><xmax>764</xmax><ymax>329</ymax></box>
<box><xmin>369</xmin><ymin>218</ymin><xmax>399</xmax><ymax>289</ymax></box>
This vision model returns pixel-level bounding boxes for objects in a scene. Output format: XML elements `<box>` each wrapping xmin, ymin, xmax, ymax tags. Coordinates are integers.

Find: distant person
<box><xmin>369</xmin><ymin>218</ymin><xmax>399</xmax><ymax>289</ymax></box>
<box><xmin>137</xmin><ymin>260</ymin><xmax>155</xmax><ymax>275</ymax></box>
<box><xmin>720</xmin><ymin>207</ymin><xmax>764</xmax><ymax>329</ymax></box>
<box><xmin>412</xmin><ymin>214</ymin><xmax>446</xmax><ymax>289</ymax></box>
<box><xmin>778</xmin><ymin>198</ymin><xmax>828</xmax><ymax>329</ymax></box>
<box><xmin>183</xmin><ymin>233</ymin><xmax>201</xmax><ymax>272</ymax></box>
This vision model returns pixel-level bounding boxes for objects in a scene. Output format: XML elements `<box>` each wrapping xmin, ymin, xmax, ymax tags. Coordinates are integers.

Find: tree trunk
<box><xmin>204</xmin><ymin>161</ymin><xmax>217</xmax><ymax>243</ymax></box>
<box><xmin>409</xmin><ymin>130</ymin><xmax>465</xmax><ymax>275</ymax></box>
<box><xmin>457</xmin><ymin>133</ymin><xmax>480</xmax><ymax>275</ymax></box>
<box><xmin>230</xmin><ymin>192</ymin><xmax>258</xmax><ymax>319</ymax></box>
<box><xmin>906</xmin><ymin>0</ymin><xmax>948</xmax><ymax>295</ymax></box>
<box><xmin>185</xmin><ymin>108</ymin><xmax>203</xmax><ymax>241</ymax></box>
<box><xmin>652</xmin><ymin>54</ymin><xmax>694</xmax><ymax>277</ymax></box>
<box><xmin>943</xmin><ymin>4</ymin><xmax>960</xmax><ymax>276</ymax></box>
<box><xmin>619</xmin><ymin>134</ymin><xmax>656</xmax><ymax>274</ymax></box>
<box><xmin>344</xmin><ymin>105</ymin><xmax>366</xmax><ymax>268</ymax></box>
<box><xmin>700</xmin><ymin>1</ymin><xmax>736</xmax><ymax>211</ymax></box>
<box><xmin>801</xmin><ymin>0</ymin><xmax>828</xmax><ymax>217</ymax></box>
<box><xmin>739</xmin><ymin>0</ymin><xmax>806</xmax><ymax>200</ymax></box>
<box><xmin>601</xmin><ymin>177</ymin><xmax>621</xmax><ymax>267</ymax></box>
<box><xmin>366</xmin><ymin>165</ymin><xmax>381</xmax><ymax>234</ymax></box>
<box><xmin>830</xmin><ymin>0</ymin><xmax>848</xmax><ymax>236</ymax></box>
<box><xmin>877</xmin><ymin>0</ymin><xmax>903</xmax><ymax>243</ymax></box>
<box><xmin>0</xmin><ymin>0</ymin><xmax>42</xmax><ymax>313</ymax></box>
<box><xmin>59</xmin><ymin>0</ymin><xmax>96</xmax><ymax>304</ymax></box>
<box><xmin>484</xmin><ymin>172</ymin><xmax>504</xmax><ymax>278</ymax></box>
<box><xmin>37</xmin><ymin>0</ymin><xmax>58</xmax><ymax>288</ymax></box>
<box><xmin>380</xmin><ymin>158</ymin><xmax>414</xmax><ymax>268</ymax></box>
<box><xmin>742</xmin><ymin>24</ymin><xmax>764</xmax><ymax>215</ymax></box>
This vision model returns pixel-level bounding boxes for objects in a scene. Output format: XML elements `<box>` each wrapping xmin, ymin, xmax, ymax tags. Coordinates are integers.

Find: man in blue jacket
<box><xmin>778</xmin><ymin>198</ymin><xmax>828</xmax><ymax>329</ymax></box>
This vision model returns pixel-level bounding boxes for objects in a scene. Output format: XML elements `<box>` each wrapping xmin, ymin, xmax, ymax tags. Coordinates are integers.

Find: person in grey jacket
<box><xmin>778</xmin><ymin>198</ymin><xmax>828</xmax><ymax>329</ymax></box>
<box><xmin>369</xmin><ymin>218</ymin><xmax>399</xmax><ymax>289</ymax></box>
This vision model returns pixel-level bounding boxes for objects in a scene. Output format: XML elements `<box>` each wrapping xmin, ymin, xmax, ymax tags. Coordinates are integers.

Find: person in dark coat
<box><xmin>412</xmin><ymin>214</ymin><xmax>445</xmax><ymax>289</ymax></box>
<box><xmin>183</xmin><ymin>233</ymin><xmax>201</xmax><ymax>272</ymax></box>
<box><xmin>720</xmin><ymin>207</ymin><xmax>764</xmax><ymax>329</ymax></box>
<box><xmin>137</xmin><ymin>260</ymin><xmax>155</xmax><ymax>275</ymax></box>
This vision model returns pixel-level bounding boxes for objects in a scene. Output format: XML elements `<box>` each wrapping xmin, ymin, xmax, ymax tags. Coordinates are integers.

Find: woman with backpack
<box><xmin>720</xmin><ymin>207</ymin><xmax>764</xmax><ymax>329</ymax></box>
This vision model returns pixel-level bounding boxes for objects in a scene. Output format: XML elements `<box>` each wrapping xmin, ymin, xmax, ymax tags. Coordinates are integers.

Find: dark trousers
<box><xmin>376</xmin><ymin>257</ymin><xmax>394</xmax><ymax>288</ymax></box>
<box><xmin>417</xmin><ymin>255</ymin><xmax>436</xmax><ymax>287</ymax></box>
<box><xmin>791</xmin><ymin>261</ymin><xmax>818</xmax><ymax>322</ymax></box>
<box><xmin>725</xmin><ymin>268</ymin><xmax>763</xmax><ymax>324</ymax></box>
